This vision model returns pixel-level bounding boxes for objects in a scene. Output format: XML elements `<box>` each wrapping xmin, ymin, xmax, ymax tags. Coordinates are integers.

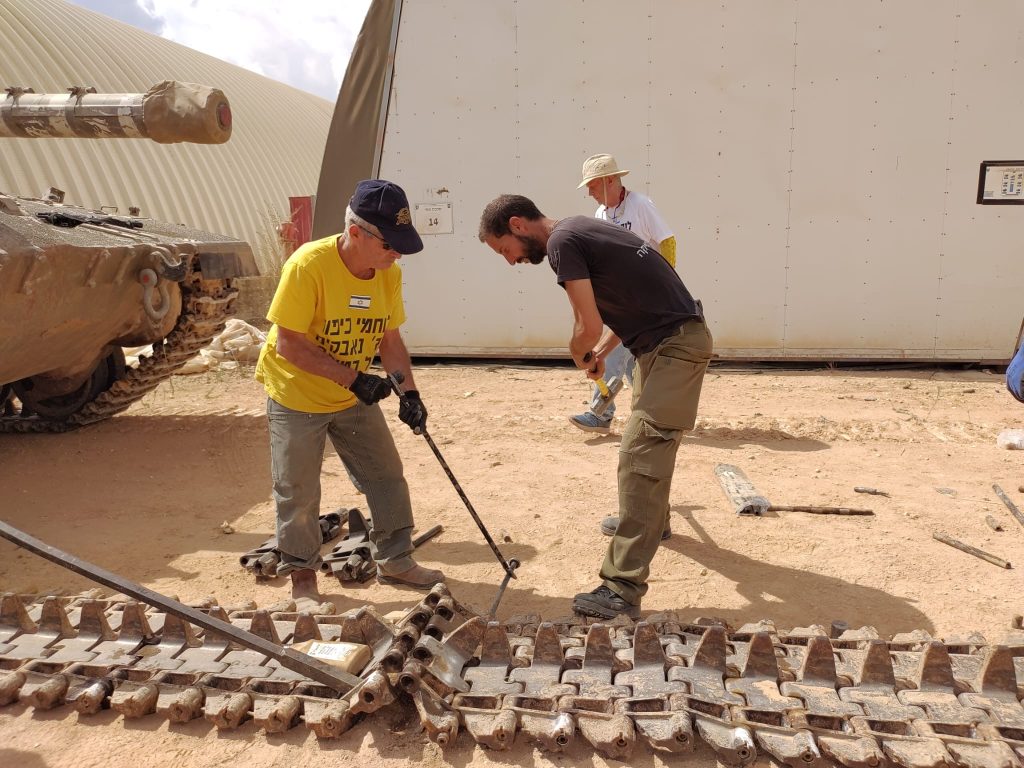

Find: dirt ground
<box><xmin>1</xmin><ymin>362</ymin><xmax>1022</xmax><ymax>767</ymax></box>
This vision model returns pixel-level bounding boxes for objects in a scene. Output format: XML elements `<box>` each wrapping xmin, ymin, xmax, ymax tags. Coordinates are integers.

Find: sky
<box><xmin>66</xmin><ymin>0</ymin><xmax>373</xmax><ymax>101</ymax></box>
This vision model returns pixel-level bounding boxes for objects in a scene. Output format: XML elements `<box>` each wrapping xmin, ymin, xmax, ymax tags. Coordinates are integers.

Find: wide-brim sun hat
<box><xmin>577</xmin><ymin>153</ymin><xmax>630</xmax><ymax>189</ymax></box>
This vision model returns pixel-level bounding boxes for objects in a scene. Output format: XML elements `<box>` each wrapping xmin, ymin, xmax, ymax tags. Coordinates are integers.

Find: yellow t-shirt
<box><xmin>255</xmin><ymin>235</ymin><xmax>406</xmax><ymax>413</ymax></box>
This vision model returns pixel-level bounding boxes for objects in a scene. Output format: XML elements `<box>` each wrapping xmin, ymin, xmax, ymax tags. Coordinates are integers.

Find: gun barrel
<box><xmin>0</xmin><ymin>81</ymin><xmax>231</xmax><ymax>144</ymax></box>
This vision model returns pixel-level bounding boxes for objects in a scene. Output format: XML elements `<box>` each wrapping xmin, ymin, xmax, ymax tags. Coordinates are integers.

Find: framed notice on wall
<box><xmin>414</xmin><ymin>203</ymin><xmax>454</xmax><ymax>234</ymax></box>
<box><xmin>977</xmin><ymin>161</ymin><xmax>1024</xmax><ymax>204</ymax></box>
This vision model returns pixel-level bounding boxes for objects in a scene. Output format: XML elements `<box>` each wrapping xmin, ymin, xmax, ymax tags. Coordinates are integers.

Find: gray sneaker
<box><xmin>600</xmin><ymin>516</ymin><xmax>671</xmax><ymax>540</ymax></box>
<box><xmin>568</xmin><ymin>412</ymin><xmax>612</xmax><ymax>434</ymax></box>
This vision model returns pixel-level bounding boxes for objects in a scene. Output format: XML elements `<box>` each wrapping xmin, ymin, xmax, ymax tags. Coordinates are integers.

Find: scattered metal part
<box><xmin>321</xmin><ymin>508</ymin><xmax>374</xmax><ymax>581</ymax></box>
<box><xmin>320</xmin><ymin>513</ymin><xmax>443</xmax><ymax>583</ymax></box>
<box><xmin>770</xmin><ymin>506</ymin><xmax>875</xmax><ymax>516</ymax></box>
<box><xmin>387</xmin><ymin>371</ymin><xmax>518</xmax><ymax>580</ymax></box>
<box><xmin>992</xmin><ymin>484</ymin><xmax>1024</xmax><ymax>532</ymax></box>
<box><xmin>715</xmin><ymin>464</ymin><xmax>771</xmax><ymax>516</ymax></box>
<box><xmin>239</xmin><ymin>511</ymin><xmax>346</xmax><ymax>578</ymax></box>
<box><xmin>854</xmin><ymin>486</ymin><xmax>890</xmax><ymax>497</ymax></box>
<box><xmin>985</xmin><ymin>515</ymin><xmax>1005</xmax><ymax>532</ymax></box>
<box><xmin>932</xmin><ymin>531</ymin><xmax>1011</xmax><ymax>569</ymax></box>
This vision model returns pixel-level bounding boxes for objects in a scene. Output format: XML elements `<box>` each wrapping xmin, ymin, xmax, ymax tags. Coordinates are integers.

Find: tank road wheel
<box><xmin>12</xmin><ymin>349</ymin><xmax>127</xmax><ymax>422</ymax></box>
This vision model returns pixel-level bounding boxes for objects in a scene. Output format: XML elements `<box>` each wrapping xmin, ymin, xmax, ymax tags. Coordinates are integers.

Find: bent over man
<box><xmin>479</xmin><ymin>194</ymin><xmax>712</xmax><ymax>619</ymax></box>
<box><xmin>255</xmin><ymin>179</ymin><xmax>442</xmax><ymax>599</ymax></box>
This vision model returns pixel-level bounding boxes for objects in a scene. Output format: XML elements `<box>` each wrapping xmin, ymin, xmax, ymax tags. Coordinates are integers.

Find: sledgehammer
<box><xmin>581</xmin><ymin>351</ymin><xmax>623</xmax><ymax>418</ymax></box>
<box><xmin>387</xmin><ymin>372</ymin><xmax>518</xmax><ymax>581</ymax></box>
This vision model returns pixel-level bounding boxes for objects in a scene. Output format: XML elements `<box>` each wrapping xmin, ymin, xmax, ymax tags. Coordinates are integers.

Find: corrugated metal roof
<box><xmin>0</xmin><ymin>0</ymin><xmax>334</xmax><ymax>273</ymax></box>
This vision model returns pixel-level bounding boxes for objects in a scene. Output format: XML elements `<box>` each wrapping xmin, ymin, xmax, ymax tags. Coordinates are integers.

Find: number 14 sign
<box><xmin>414</xmin><ymin>202</ymin><xmax>454</xmax><ymax>234</ymax></box>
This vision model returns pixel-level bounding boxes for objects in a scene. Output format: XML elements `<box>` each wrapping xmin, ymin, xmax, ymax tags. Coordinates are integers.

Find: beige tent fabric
<box><xmin>142</xmin><ymin>81</ymin><xmax>232</xmax><ymax>145</ymax></box>
<box><xmin>312</xmin><ymin>0</ymin><xmax>398</xmax><ymax>238</ymax></box>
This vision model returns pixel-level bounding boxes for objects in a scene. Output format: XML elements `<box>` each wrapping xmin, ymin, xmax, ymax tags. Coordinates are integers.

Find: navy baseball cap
<box><xmin>349</xmin><ymin>179</ymin><xmax>423</xmax><ymax>255</ymax></box>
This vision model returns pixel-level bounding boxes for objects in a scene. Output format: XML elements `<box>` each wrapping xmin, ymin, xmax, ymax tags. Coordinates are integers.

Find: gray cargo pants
<box><xmin>600</xmin><ymin>318</ymin><xmax>713</xmax><ymax>604</ymax></box>
<box><xmin>267</xmin><ymin>397</ymin><xmax>416</xmax><ymax>575</ymax></box>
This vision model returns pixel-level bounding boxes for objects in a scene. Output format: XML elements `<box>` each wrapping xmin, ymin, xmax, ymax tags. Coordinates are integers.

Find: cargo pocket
<box><xmin>633</xmin><ymin>354</ymin><xmax>708</xmax><ymax>431</ymax></box>
<box><xmin>622</xmin><ymin>418</ymin><xmax>681</xmax><ymax>479</ymax></box>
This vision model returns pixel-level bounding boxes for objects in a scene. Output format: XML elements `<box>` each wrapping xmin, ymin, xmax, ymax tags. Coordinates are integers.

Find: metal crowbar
<box><xmin>387</xmin><ymin>371</ymin><xmax>518</xmax><ymax>581</ymax></box>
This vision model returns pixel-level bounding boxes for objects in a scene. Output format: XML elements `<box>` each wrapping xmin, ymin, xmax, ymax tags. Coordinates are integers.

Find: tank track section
<box><xmin>0</xmin><ymin>274</ymin><xmax>237</xmax><ymax>433</ymax></box>
<box><xmin>2</xmin><ymin>589</ymin><xmax>1024</xmax><ymax>767</ymax></box>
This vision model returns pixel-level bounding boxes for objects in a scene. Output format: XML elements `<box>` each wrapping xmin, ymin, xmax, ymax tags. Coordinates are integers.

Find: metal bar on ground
<box><xmin>985</xmin><ymin>515</ymin><xmax>1005</xmax><ymax>532</ymax></box>
<box><xmin>992</xmin><ymin>484</ymin><xmax>1024</xmax><ymax>531</ymax></box>
<box><xmin>413</xmin><ymin>525</ymin><xmax>444</xmax><ymax>549</ymax></box>
<box><xmin>770</xmin><ymin>505</ymin><xmax>874</xmax><ymax>516</ymax></box>
<box><xmin>932</xmin><ymin>530</ymin><xmax>1011</xmax><ymax>569</ymax></box>
<box><xmin>0</xmin><ymin>519</ymin><xmax>361</xmax><ymax>692</ymax></box>
<box><xmin>854</xmin><ymin>486</ymin><xmax>890</xmax><ymax>497</ymax></box>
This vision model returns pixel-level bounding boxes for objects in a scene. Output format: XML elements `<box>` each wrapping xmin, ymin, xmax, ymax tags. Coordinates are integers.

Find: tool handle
<box><xmin>421</xmin><ymin>429</ymin><xmax>518</xmax><ymax>580</ymax></box>
<box><xmin>386</xmin><ymin>371</ymin><xmax>423</xmax><ymax>434</ymax></box>
<box><xmin>769</xmin><ymin>505</ymin><xmax>874</xmax><ymax>515</ymax></box>
<box><xmin>582</xmin><ymin>350</ymin><xmax>602</xmax><ymax>377</ymax></box>
<box><xmin>388</xmin><ymin>371</ymin><xmax>517</xmax><ymax>581</ymax></box>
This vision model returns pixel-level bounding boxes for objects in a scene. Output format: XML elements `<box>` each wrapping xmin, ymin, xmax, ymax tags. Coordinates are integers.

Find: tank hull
<box><xmin>0</xmin><ymin>193</ymin><xmax>257</xmax><ymax>429</ymax></box>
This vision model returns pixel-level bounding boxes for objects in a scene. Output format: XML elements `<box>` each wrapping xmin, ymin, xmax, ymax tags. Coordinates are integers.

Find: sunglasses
<box><xmin>356</xmin><ymin>224</ymin><xmax>394</xmax><ymax>252</ymax></box>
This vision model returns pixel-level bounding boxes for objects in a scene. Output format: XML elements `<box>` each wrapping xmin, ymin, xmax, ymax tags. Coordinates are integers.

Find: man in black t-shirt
<box><xmin>479</xmin><ymin>194</ymin><xmax>714</xmax><ymax>619</ymax></box>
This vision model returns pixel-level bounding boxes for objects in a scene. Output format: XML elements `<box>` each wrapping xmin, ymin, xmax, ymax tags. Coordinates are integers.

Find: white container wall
<box><xmin>333</xmin><ymin>0</ymin><xmax>1024</xmax><ymax>360</ymax></box>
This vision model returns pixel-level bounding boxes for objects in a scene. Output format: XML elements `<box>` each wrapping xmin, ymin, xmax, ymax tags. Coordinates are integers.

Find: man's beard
<box><xmin>516</xmin><ymin>234</ymin><xmax>546</xmax><ymax>265</ymax></box>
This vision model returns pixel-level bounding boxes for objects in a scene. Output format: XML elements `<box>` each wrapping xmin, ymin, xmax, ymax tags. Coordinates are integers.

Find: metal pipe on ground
<box><xmin>932</xmin><ymin>531</ymin><xmax>1011</xmax><ymax>569</ymax></box>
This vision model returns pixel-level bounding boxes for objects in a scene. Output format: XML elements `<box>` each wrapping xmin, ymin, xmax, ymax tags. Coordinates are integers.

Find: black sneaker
<box><xmin>600</xmin><ymin>516</ymin><xmax>671</xmax><ymax>540</ymax></box>
<box><xmin>572</xmin><ymin>585</ymin><xmax>641</xmax><ymax>619</ymax></box>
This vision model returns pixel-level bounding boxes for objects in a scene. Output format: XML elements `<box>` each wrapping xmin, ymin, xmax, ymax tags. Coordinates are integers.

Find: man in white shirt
<box><xmin>568</xmin><ymin>153</ymin><xmax>678</xmax><ymax>435</ymax></box>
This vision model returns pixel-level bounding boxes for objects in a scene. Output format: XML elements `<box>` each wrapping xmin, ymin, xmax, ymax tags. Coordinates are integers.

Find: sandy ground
<box><xmin>1</xmin><ymin>362</ymin><xmax>1022</xmax><ymax>767</ymax></box>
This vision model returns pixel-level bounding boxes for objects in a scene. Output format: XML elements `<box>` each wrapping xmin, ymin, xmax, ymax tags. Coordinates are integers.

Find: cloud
<box><xmin>70</xmin><ymin>0</ymin><xmax>163</xmax><ymax>34</ymax></box>
<box><xmin>69</xmin><ymin>0</ymin><xmax>372</xmax><ymax>100</ymax></box>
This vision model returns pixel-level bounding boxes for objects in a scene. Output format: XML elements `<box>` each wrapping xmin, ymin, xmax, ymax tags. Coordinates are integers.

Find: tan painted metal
<box><xmin>0</xmin><ymin>0</ymin><xmax>331</xmax><ymax>274</ymax></box>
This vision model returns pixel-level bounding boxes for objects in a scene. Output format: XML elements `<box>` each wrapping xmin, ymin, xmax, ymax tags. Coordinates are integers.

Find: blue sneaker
<box><xmin>568</xmin><ymin>412</ymin><xmax>611</xmax><ymax>434</ymax></box>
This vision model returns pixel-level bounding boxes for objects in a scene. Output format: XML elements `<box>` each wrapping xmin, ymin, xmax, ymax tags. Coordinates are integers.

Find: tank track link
<box><xmin>0</xmin><ymin>274</ymin><xmax>237</xmax><ymax>433</ymax></box>
<box><xmin>0</xmin><ymin>587</ymin><xmax>455</xmax><ymax>736</ymax></box>
<box><xmin>3</xmin><ymin>590</ymin><xmax>1023</xmax><ymax>768</ymax></box>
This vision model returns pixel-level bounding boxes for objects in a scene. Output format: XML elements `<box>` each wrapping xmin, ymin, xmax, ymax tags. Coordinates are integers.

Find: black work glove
<box><xmin>350</xmin><ymin>371</ymin><xmax>392</xmax><ymax>405</ymax></box>
<box><xmin>399</xmin><ymin>390</ymin><xmax>428</xmax><ymax>433</ymax></box>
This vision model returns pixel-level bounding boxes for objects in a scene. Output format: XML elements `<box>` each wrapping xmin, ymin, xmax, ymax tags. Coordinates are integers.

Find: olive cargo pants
<box><xmin>267</xmin><ymin>397</ymin><xmax>416</xmax><ymax>575</ymax></box>
<box><xmin>600</xmin><ymin>319</ymin><xmax>714</xmax><ymax>604</ymax></box>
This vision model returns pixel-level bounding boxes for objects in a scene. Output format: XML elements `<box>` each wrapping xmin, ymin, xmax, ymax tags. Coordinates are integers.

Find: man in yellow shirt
<box><xmin>255</xmin><ymin>179</ymin><xmax>442</xmax><ymax>598</ymax></box>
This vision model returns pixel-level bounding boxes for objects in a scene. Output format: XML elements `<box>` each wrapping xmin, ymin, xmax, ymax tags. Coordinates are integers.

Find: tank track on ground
<box><xmin>0</xmin><ymin>274</ymin><xmax>237</xmax><ymax>433</ymax></box>
<box><xmin>2</xmin><ymin>589</ymin><xmax>1023</xmax><ymax>767</ymax></box>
